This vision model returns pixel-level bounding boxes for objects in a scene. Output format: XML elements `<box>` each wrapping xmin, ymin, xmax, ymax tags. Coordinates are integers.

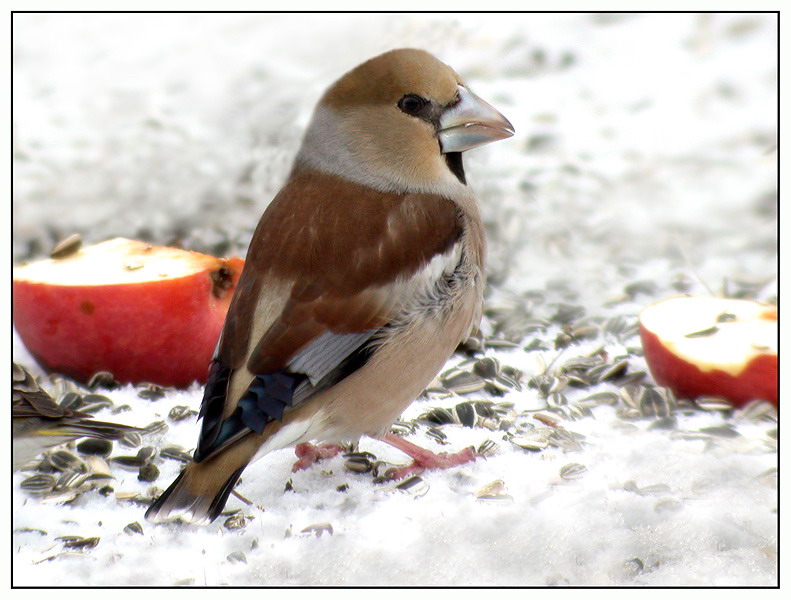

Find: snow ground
<box><xmin>11</xmin><ymin>13</ymin><xmax>777</xmax><ymax>586</ymax></box>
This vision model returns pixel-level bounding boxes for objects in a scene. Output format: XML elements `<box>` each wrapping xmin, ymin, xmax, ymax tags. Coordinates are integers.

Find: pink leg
<box><xmin>292</xmin><ymin>443</ymin><xmax>345</xmax><ymax>472</ymax></box>
<box><xmin>379</xmin><ymin>433</ymin><xmax>477</xmax><ymax>480</ymax></box>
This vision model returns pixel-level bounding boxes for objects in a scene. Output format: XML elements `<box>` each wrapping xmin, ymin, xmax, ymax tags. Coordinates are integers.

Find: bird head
<box><xmin>296</xmin><ymin>48</ymin><xmax>514</xmax><ymax>194</ymax></box>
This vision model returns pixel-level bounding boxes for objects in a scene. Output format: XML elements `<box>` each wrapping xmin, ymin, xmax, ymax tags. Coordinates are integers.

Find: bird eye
<box><xmin>398</xmin><ymin>94</ymin><xmax>427</xmax><ymax>115</ymax></box>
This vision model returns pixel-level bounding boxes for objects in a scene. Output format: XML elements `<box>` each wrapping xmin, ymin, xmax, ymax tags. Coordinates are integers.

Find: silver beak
<box><xmin>438</xmin><ymin>85</ymin><xmax>514</xmax><ymax>153</ymax></box>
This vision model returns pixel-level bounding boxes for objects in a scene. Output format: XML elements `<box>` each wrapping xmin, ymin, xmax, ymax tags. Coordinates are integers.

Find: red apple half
<box><xmin>13</xmin><ymin>237</ymin><xmax>245</xmax><ymax>388</ymax></box>
<box><xmin>639</xmin><ymin>296</ymin><xmax>777</xmax><ymax>406</ymax></box>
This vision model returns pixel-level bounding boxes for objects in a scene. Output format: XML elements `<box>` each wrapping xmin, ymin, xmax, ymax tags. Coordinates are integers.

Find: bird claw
<box><xmin>291</xmin><ymin>443</ymin><xmax>345</xmax><ymax>472</ymax></box>
<box><xmin>380</xmin><ymin>441</ymin><xmax>478</xmax><ymax>480</ymax></box>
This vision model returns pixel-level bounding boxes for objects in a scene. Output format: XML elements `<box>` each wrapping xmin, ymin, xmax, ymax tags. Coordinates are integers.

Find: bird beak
<box><xmin>438</xmin><ymin>85</ymin><xmax>514</xmax><ymax>153</ymax></box>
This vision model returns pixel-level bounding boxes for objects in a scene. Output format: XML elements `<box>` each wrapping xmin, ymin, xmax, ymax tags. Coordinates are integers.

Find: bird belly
<box><xmin>307</xmin><ymin>282</ymin><xmax>481</xmax><ymax>441</ymax></box>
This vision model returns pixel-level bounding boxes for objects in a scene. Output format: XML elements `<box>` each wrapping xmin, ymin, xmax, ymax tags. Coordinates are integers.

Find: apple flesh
<box><xmin>639</xmin><ymin>296</ymin><xmax>777</xmax><ymax>406</ymax></box>
<box><xmin>13</xmin><ymin>238</ymin><xmax>245</xmax><ymax>388</ymax></box>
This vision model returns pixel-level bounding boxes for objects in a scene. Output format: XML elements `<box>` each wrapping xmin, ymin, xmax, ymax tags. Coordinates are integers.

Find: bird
<box><xmin>12</xmin><ymin>362</ymin><xmax>139</xmax><ymax>470</ymax></box>
<box><xmin>146</xmin><ymin>48</ymin><xmax>514</xmax><ymax>524</ymax></box>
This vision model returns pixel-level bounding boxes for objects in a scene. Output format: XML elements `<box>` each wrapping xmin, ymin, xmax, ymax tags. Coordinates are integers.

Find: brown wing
<box><xmin>195</xmin><ymin>167</ymin><xmax>462</xmax><ymax>460</ymax></box>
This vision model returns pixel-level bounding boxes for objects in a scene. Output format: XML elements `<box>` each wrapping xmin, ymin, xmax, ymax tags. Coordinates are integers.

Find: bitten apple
<box><xmin>639</xmin><ymin>296</ymin><xmax>777</xmax><ymax>406</ymax></box>
<box><xmin>13</xmin><ymin>238</ymin><xmax>245</xmax><ymax>387</ymax></box>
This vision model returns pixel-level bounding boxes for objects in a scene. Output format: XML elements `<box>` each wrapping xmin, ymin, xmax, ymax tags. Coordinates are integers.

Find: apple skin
<box><xmin>639</xmin><ymin>299</ymin><xmax>777</xmax><ymax>407</ymax></box>
<box><xmin>13</xmin><ymin>240</ymin><xmax>245</xmax><ymax>388</ymax></box>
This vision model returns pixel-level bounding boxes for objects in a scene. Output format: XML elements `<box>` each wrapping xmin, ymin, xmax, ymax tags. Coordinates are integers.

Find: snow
<box><xmin>11</xmin><ymin>13</ymin><xmax>777</xmax><ymax>586</ymax></box>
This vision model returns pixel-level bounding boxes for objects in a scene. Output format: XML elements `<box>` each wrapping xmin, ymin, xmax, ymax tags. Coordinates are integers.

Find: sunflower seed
<box><xmin>524</xmin><ymin>338</ymin><xmax>549</xmax><ymax>352</ymax></box>
<box><xmin>695</xmin><ymin>396</ymin><xmax>735</xmax><ymax>411</ymax></box>
<box><xmin>454</xmin><ymin>402</ymin><xmax>477</xmax><ymax>427</ymax></box>
<box><xmin>442</xmin><ymin>371</ymin><xmax>486</xmax><ymax>394</ymax></box>
<box><xmin>344</xmin><ymin>456</ymin><xmax>373</xmax><ymax>473</ymax></box>
<box><xmin>142</xmin><ymin>420</ymin><xmax>169</xmax><ymax>435</ymax></box>
<box><xmin>472</xmin><ymin>357</ymin><xmax>501</xmax><ymax>379</ymax></box>
<box><xmin>425</xmin><ymin>427</ymin><xmax>448</xmax><ymax>444</ymax></box>
<box><xmin>120</xmin><ymin>431</ymin><xmax>143</xmax><ymax>448</ymax></box>
<box><xmin>476</xmin><ymin>440</ymin><xmax>499</xmax><ymax>457</ymax></box>
<box><xmin>594</xmin><ymin>359</ymin><xmax>630</xmax><ymax>383</ymax></box>
<box><xmin>47</xmin><ymin>450</ymin><xmax>87</xmax><ymax>473</ymax></box>
<box><xmin>546</xmin><ymin>392</ymin><xmax>568</xmax><ymax>409</ymax></box>
<box><xmin>418</xmin><ymin>407</ymin><xmax>457</xmax><ymax>426</ymax></box>
<box><xmin>684</xmin><ymin>325</ymin><xmax>719</xmax><ymax>338</ymax></box>
<box><xmin>395</xmin><ymin>476</ymin><xmax>429</xmax><ymax>497</ymax></box>
<box><xmin>14</xmin><ymin>371</ymin><xmax>41</xmax><ymax>394</ymax></box>
<box><xmin>160</xmin><ymin>446</ymin><xmax>193</xmax><ymax>463</ymax></box>
<box><xmin>390</xmin><ymin>421</ymin><xmax>416</xmax><ymax>436</ymax></box>
<box><xmin>639</xmin><ymin>386</ymin><xmax>673</xmax><ymax>417</ymax></box>
<box><xmin>577</xmin><ymin>391</ymin><xmax>619</xmax><ymax>407</ymax></box>
<box><xmin>136</xmin><ymin>446</ymin><xmax>158</xmax><ymax>463</ymax></box>
<box><xmin>735</xmin><ymin>400</ymin><xmax>777</xmax><ymax>423</ymax></box>
<box><xmin>79</xmin><ymin>394</ymin><xmax>113</xmax><ymax>413</ymax></box>
<box><xmin>49</xmin><ymin>233</ymin><xmax>83</xmax><ymax>258</ymax></box>
<box><xmin>76</xmin><ymin>438</ymin><xmax>113</xmax><ymax>457</ymax></box>
<box><xmin>59</xmin><ymin>396</ymin><xmax>86</xmax><ymax>411</ymax></box>
<box><xmin>21</xmin><ymin>473</ymin><xmax>57</xmax><ymax>494</ymax></box>
<box><xmin>560</xmin><ymin>463</ymin><xmax>587</xmax><ymax>480</ymax></box>
<box><xmin>485</xmin><ymin>339</ymin><xmax>520</xmax><ymax>350</ymax></box>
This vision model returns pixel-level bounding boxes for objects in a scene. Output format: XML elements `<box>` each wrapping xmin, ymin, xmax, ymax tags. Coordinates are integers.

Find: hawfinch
<box><xmin>146</xmin><ymin>48</ymin><xmax>513</xmax><ymax>524</ymax></box>
<box><xmin>13</xmin><ymin>362</ymin><xmax>139</xmax><ymax>470</ymax></box>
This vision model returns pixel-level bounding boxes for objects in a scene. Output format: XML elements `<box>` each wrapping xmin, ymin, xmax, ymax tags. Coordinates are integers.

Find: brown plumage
<box><xmin>146</xmin><ymin>48</ymin><xmax>513</xmax><ymax>524</ymax></box>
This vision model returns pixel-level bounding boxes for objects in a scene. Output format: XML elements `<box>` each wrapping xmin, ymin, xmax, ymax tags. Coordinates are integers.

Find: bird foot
<box><xmin>379</xmin><ymin>433</ymin><xmax>477</xmax><ymax>480</ymax></box>
<box><xmin>292</xmin><ymin>443</ymin><xmax>345</xmax><ymax>472</ymax></box>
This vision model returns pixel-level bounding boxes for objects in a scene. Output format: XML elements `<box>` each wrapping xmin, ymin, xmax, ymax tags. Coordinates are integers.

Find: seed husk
<box><xmin>168</xmin><ymin>405</ymin><xmax>196</xmax><ymax>421</ymax></box>
<box><xmin>300</xmin><ymin>522</ymin><xmax>334</xmax><ymax>537</ymax></box>
<box><xmin>58</xmin><ymin>536</ymin><xmax>100</xmax><ymax>550</ymax></box>
<box><xmin>12</xmin><ymin>362</ymin><xmax>26</xmax><ymax>383</ymax></box>
<box><xmin>87</xmin><ymin>371</ymin><xmax>118</xmax><ymax>390</ymax></box>
<box><xmin>227</xmin><ymin>551</ymin><xmax>247</xmax><ymax>564</ymax></box>
<box><xmin>160</xmin><ymin>446</ymin><xmax>193</xmax><ymax>463</ymax></box>
<box><xmin>49</xmin><ymin>234</ymin><xmax>82</xmax><ymax>259</ymax></box>
<box><xmin>124</xmin><ymin>522</ymin><xmax>144</xmax><ymax>536</ymax></box>
<box><xmin>560</xmin><ymin>463</ymin><xmax>587</xmax><ymax>480</ymax></box>
<box><xmin>224</xmin><ymin>514</ymin><xmax>247</xmax><ymax>530</ymax></box>
<box><xmin>475</xmin><ymin>479</ymin><xmax>513</xmax><ymax>503</ymax></box>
